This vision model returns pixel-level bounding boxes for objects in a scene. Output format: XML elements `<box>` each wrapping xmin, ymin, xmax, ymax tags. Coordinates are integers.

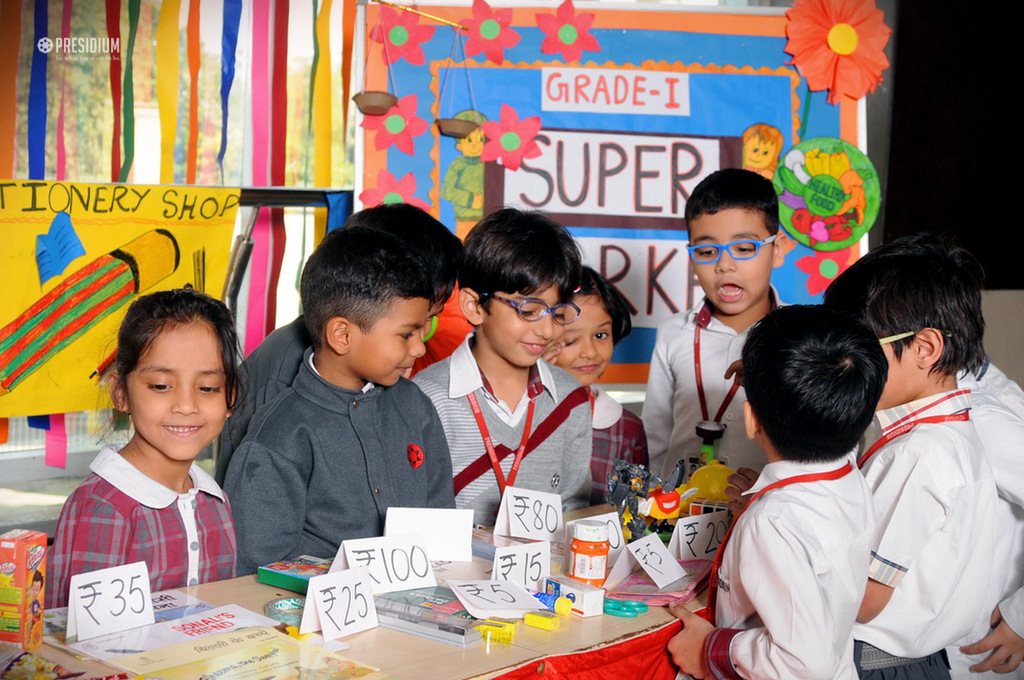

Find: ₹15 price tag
<box><xmin>300</xmin><ymin>566</ymin><xmax>378</xmax><ymax>639</ymax></box>
<box><xmin>493</xmin><ymin>486</ymin><xmax>563</xmax><ymax>541</ymax></box>
<box><xmin>66</xmin><ymin>561</ymin><xmax>155</xmax><ymax>642</ymax></box>
<box><xmin>334</xmin><ymin>534</ymin><xmax>436</xmax><ymax>595</ymax></box>
<box><xmin>492</xmin><ymin>541</ymin><xmax>550</xmax><ymax>590</ymax></box>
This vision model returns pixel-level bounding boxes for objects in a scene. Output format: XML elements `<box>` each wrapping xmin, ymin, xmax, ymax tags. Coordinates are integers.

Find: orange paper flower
<box><xmin>785</xmin><ymin>0</ymin><xmax>891</xmax><ymax>104</ymax></box>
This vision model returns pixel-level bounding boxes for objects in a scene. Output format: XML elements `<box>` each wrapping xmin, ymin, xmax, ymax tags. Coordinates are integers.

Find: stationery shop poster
<box><xmin>0</xmin><ymin>182</ymin><xmax>239</xmax><ymax>418</ymax></box>
<box><xmin>357</xmin><ymin>2</ymin><xmax>861</xmax><ymax>382</ymax></box>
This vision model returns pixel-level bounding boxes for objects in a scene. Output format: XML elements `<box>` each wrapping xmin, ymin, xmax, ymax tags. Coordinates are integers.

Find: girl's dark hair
<box><xmin>577</xmin><ymin>266</ymin><xmax>633</xmax><ymax>344</ymax></box>
<box><xmin>114</xmin><ymin>287</ymin><xmax>242</xmax><ymax>409</ymax></box>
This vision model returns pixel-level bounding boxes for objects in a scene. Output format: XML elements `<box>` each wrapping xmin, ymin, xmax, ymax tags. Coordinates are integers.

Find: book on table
<box><xmin>374</xmin><ymin>586</ymin><xmax>483</xmax><ymax>647</ymax></box>
<box><xmin>256</xmin><ymin>555</ymin><xmax>333</xmax><ymax>594</ymax></box>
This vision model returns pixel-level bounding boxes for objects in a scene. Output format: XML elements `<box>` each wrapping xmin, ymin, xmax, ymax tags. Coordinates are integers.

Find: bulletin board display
<box><xmin>0</xmin><ymin>182</ymin><xmax>239</xmax><ymax>418</ymax></box>
<box><xmin>357</xmin><ymin>3</ymin><xmax>862</xmax><ymax>383</ymax></box>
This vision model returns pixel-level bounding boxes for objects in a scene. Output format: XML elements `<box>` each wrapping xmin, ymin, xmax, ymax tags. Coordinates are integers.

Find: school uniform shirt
<box><xmin>590</xmin><ymin>386</ymin><xmax>648</xmax><ymax>505</ymax></box>
<box><xmin>413</xmin><ymin>335</ymin><xmax>592</xmax><ymax>526</ymax></box>
<box><xmin>706</xmin><ymin>453</ymin><xmax>873</xmax><ymax>680</ymax></box>
<box><xmin>47</xmin><ymin>445</ymin><xmax>236</xmax><ymax>608</ymax></box>
<box><xmin>644</xmin><ymin>295</ymin><xmax>778</xmax><ymax>480</ymax></box>
<box><xmin>947</xmin><ymin>371</ymin><xmax>1024</xmax><ymax>679</ymax></box>
<box><xmin>853</xmin><ymin>390</ymin><xmax>998</xmax><ymax>659</ymax></box>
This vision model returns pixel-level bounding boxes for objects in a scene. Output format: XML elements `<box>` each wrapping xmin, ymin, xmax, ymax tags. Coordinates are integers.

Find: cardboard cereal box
<box><xmin>0</xmin><ymin>529</ymin><xmax>47</xmax><ymax>651</ymax></box>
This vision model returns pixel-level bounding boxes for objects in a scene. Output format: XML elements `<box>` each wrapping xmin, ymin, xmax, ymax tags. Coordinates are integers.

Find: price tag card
<box><xmin>447</xmin><ymin>579</ymin><xmax>543</xmax><ymax>620</ymax></box>
<box><xmin>668</xmin><ymin>508</ymin><xmax>730</xmax><ymax>560</ymax></box>
<box><xmin>339</xmin><ymin>534</ymin><xmax>436</xmax><ymax>594</ymax></box>
<box><xmin>384</xmin><ymin>507</ymin><xmax>474</xmax><ymax>562</ymax></box>
<box><xmin>300</xmin><ymin>567</ymin><xmax>378</xmax><ymax>639</ymax></box>
<box><xmin>492</xmin><ymin>541</ymin><xmax>550</xmax><ymax>590</ymax></box>
<box><xmin>562</xmin><ymin>511</ymin><xmax>625</xmax><ymax>573</ymax></box>
<box><xmin>605</xmin><ymin>532</ymin><xmax>688</xmax><ymax>589</ymax></box>
<box><xmin>67</xmin><ymin>561</ymin><xmax>155</xmax><ymax>642</ymax></box>
<box><xmin>494</xmin><ymin>486</ymin><xmax>563</xmax><ymax>541</ymax></box>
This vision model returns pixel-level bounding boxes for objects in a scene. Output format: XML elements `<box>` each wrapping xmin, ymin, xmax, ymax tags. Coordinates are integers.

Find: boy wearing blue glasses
<box><xmin>414</xmin><ymin>208</ymin><xmax>592</xmax><ymax>525</ymax></box>
<box><xmin>644</xmin><ymin>168</ymin><xmax>785</xmax><ymax>484</ymax></box>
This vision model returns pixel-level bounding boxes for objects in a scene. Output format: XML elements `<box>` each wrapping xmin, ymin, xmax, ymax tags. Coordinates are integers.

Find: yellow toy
<box><xmin>676</xmin><ymin>459</ymin><xmax>735</xmax><ymax>515</ymax></box>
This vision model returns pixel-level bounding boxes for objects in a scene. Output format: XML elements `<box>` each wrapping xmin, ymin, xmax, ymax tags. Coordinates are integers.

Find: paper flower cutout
<box><xmin>480</xmin><ymin>104</ymin><xmax>542</xmax><ymax>171</ymax></box>
<box><xmin>536</xmin><ymin>0</ymin><xmax>600</xmax><ymax>63</ymax></box>
<box><xmin>463</xmin><ymin>0</ymin><xmax>520</xmax><ymax>64</ymax></box>
<box><xmin>796</xmin><ymin>246</ymin><xmax>854</xmax><ymax>296</ymax></box>
<box><xmin>359</xmin><ymin>169</ymin><xmax>430</xmax><ymax>210</ymax></box>
<box><xmin>361</xmin><ymin>94</ymin><xmax>429</xmax><ymax>156</ymax></box>
<box><xmin>370</xmin><ymin>5</ymin><xmax>436</xmax><ymax>66</ymax></box>
<box><xmin>785</xmin><ymin>0</ymin><xmax>891</xmax><ymax>104</ymax></box>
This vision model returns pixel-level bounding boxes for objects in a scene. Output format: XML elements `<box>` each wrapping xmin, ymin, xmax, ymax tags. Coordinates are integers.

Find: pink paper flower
<box><xmin>359</xmin><ymin>169</ymin><xmax>430</xmax><ymax>210</ymax></box>
<box><xmin>370</xmin><ymin>5</ymin><xmax>436</xmax><ymax>66</ymax></box>
<box><xmin>480</xmin><ymin>104</ymin><xmax>542</xmax><ymax>171</ymax></box>
<box><xmin>360</xmin><ymin>94</ymin><xmax>429</xmax><ymax>156</ymax></box>
<box><xmin>796</xmin><ymin>246</ymin><xmax>854</xmax><ymax>296</ymax></box>
<box><xmin>536</xmin><ymin>0</ymin><xmax>600</xmax><ymax>63</ymax></box>
<box><xmin>462</xmin><ymin>0</ymin><xmax>521</xmax><ymax>64</ymax></box>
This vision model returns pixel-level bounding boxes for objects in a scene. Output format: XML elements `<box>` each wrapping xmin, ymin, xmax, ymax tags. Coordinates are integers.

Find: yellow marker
<box><xmin>524</xmin><ymin>611</ymin><xmax>560</xmax><ymax>630</ymax></box>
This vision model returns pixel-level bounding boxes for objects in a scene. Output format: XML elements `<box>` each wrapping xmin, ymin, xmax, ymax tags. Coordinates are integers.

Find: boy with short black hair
<box><xmin>224</xmin><ymin>226</ymin><xmax>455</xmax><ymax>575</ymax></box>
<box><xmin>669</xmin><ymin>305</ymin><xmax>886</xmax><ymax>680</ymax></box>
<box><xmin>414</xmin><ymin>208</ymin><xmax>592</xmax><ymax>525</ymax></box>
<box><xmin>824</xmin><ymin>235</ymin><xmax>998</xmax><ymax>679</ymax></box>
<box><xmin>644</xmin><ymin>168</ymin><xmax>784</xmax><ymax>482</ymax></box>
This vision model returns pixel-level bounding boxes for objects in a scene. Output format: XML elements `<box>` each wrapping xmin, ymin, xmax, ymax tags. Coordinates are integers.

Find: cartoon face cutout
<box><xmin>743</xmin><ymin>135</ymin><xmax>781</xmax><ymax>173</ymax></box>
<box><xmin>456</xmin><ymin>128</ymin><xmax>485</xmax><ymax>158</ymax></box>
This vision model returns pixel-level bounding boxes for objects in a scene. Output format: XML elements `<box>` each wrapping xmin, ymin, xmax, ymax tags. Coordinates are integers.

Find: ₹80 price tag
<box><xmin>494</xmin><ymin>486</ymin><xmax>563</xmax><ymax>541</ymax></box>
<box><xmin>300</xmin><ymin>567</ymin><xmax>378</xmax><ymax>639</ymax></box>
<box><xmin>66</xmin><ymin>561</ymin><xmax>155</xmax><ymax>642</ymax></box>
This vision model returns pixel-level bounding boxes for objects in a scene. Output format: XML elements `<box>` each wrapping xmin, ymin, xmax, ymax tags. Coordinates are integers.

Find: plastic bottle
<box><xmin>569</xmin><ymin>520</ymin><xmax>610</xmax><ymax>587</ymax></box>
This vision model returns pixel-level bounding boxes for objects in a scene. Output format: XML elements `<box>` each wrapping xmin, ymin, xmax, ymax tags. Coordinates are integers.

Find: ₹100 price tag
<box><xmin>67</xmin><ymin>561</ymin><xmax>155</xmax><ymax>642</ymax></box>
<box><xmin>332</xmin><ymin>534</ymin><xmax>436</xmax><ymax>595</ymax></box>
<box><xmin>300</xmin><ymin>567</ymin><xmax>378</xmax><ymax>639</ymax></box>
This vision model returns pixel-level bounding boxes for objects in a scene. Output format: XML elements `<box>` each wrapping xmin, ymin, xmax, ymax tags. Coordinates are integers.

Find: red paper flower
<box><xmin>359</xmin><ymin>169</ymin><xmax>430</xmax><ymax>211</ymax></box>
<box><xmin>796</xmin><ymin>246</ymin><xmax>854</xmax><ymax>296</ymax></box>
<box><xmin>480</xmin><ymin>104</ymin><xmax>542</xmax><ymax>171</ymax></box>
<box><xmin>370</xmin><ymin>5</ymin><xmax>436</xmax><ymax>66</ymax></box>
<box><xmin>360</xmin><ymin>94</ymin><xmax>429</xmax><ymax>156</ymax></box>
<box><xmin>536</xmin><ymin>0</ymin><xmax>600</xmax><ymax>63</ymax></box>
<box><xmin>785</xmin><ymin>0</ymin><xmax>891</xmax><ymax>104</ymax></box>
<box><xmin>463</xmin><ymin>0</ymin><xmax>520</xmax><ymax>64</ymax></box>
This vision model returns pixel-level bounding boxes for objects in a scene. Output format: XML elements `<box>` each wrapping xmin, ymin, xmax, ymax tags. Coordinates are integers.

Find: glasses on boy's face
<box><xmin>481</xmin><ymin>293</ymin><xmax>581</xmax><ymax>326</ymax></box>
<box><xmin>686</xmin><ymin>235</ymin><xmax>777</xmax><ymax>264</ymax></box>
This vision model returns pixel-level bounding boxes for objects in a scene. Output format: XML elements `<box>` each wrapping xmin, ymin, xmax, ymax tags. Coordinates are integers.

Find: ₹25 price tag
<box><xmin>66</xmin><ymin>561</ymin><xmax>155</xmax><ymax>642</ymax></box>
<box><xmin>300</xmin><ymin>567</ymin><xmax>378</xmax><ymax>639</ymax></box>
<box><xmin>494</xmin><ymin>486</ymin><xmax>563</xmax><ymax>541</ymax></box>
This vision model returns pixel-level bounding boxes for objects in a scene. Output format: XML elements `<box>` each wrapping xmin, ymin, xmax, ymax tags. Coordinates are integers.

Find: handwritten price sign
<box><xmin>494</xmin><ymin>486</ymin><xmax>563</xmax><ymax>541</ymax></box>
<box><xmin>447</xmin><ymin>579</ymin><xmax>542</xmax><ymax>619</ymax></box>
<box><xmin>67</xmin><ymin>561</ymin><xmax>155</xmax><ymax>642</ymax></box>
<box><xmin>339</xmin><ymin>535</ymin><xmax>436</xmax><ymax>594</ymax></box>
<box><xmin>669</xmin><ymin>509</ymin><xmax>730</xmax><ymax>560</ymax></box>
<box><xmin>627</xmin><ymin>533</ymin><xmax>687</xmax><ymax>588</ymax></box>
<box><xmin>300</xmin><ymin>567</ymin><xmax>378</xmax><ymax>639</ymax></box>
<box><xmin>492</xmin><ymin>541</ymin><xmax>550</xmax><ymax>590</ymax></box>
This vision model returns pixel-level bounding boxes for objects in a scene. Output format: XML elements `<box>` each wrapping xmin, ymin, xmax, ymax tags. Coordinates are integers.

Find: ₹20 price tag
<box><xmin>300</xmin><ymin>567</ymin><xmax>378</xmax><ymax>639</ymax></box>
<box><xmin>66</xmin><ymin>561</ymin><xmax>155</xmax><ymax>642</ymax></box>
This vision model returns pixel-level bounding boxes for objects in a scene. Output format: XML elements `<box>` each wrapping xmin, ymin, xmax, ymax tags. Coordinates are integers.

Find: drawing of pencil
<box><xmin>0</xmin><ymin>229</ymin><xmax>179</xmax><ymax>396</ymax></box>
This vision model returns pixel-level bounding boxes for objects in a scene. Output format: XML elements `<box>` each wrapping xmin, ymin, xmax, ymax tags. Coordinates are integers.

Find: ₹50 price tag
<box><xmin>300</xmin><ymin>567</ymin><xmax>378</xmax><ymax>639</ymax></box>
<box><xmin>67</xmin><ymin>561</ymin><xmax>155</xmax><ymax>642</ymax></box>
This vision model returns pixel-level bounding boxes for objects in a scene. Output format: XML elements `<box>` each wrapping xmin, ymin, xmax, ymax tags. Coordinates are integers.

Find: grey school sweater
<box><xmin>413</xmin><ymin>341</ymin><xmax>592</xmax><ymax>526</ymax></box>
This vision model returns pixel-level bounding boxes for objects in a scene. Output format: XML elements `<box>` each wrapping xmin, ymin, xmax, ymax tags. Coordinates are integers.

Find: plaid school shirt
<box><xmin>47</xmin><ymin>445</ymin><xmax>236</xmax><ymax>608</ymax></box>
<box><xmin>590</xmin><ymin>387</ymin><xmax>649</xmax><ymax>505</ymax></box>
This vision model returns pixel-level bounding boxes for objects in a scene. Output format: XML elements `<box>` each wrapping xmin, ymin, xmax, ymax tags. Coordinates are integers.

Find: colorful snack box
<box><xmin>0</xmin><ymin>529</ymin><xmax>47</xmax><ymax>651</ymax></box>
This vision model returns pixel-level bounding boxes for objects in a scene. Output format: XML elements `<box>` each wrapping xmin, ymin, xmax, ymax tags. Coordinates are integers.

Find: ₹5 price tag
<box><xmin>300</xmin><ymin>567</ymin><xmax>378</xmax><ymax>639</ymax></box>
<box><xmin>66</xmin><ymin>561</ymin><xmax>155</xmax><ymax>642</ymax></box>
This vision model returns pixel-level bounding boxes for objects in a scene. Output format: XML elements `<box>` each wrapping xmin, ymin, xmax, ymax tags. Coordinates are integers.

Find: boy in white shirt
<box><xmin>825</xmin><ymin>234</ymin><xmax>999</xmax><ymax>679</ymax></box>
<box><xmin>644</xmin><ymin>168</ymin><xmax>784</xmax><ymax>482</ymax></box>
<box><xmin>668</xmin><ymin>305</ymin><xmax>885</xmax><ymax>680</ymax></box>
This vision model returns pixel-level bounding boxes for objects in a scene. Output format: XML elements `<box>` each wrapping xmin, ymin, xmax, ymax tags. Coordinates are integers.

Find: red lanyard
<box><xmin>694</xmin><ymin>324</ymin><xmax>740</xmax><ymax>423</ymax></box>
<box><xmin>857</xmin><ymin>412</ymin><xmax>970</xmax><ymax>468</ymax></box>
<box><xmin>467</xmin><ymin>392</ymin><xmax>536</xmax><ymax>495</ymax></box>
<box><xmin>707</xmin><ymin>461</ymin><xmax>854</xmax><ymax>623</ymax></box>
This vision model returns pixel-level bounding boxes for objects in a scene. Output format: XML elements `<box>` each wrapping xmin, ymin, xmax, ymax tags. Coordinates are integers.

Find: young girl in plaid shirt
<box><xmin>549</xmin><ymin>267</ymin><xmax>648</xmax><ymax>505</ymax></box>
<box><xmin>47</xmin><ymin>288</ymin><xmax>240</xmax><ymax>608</ymax></box>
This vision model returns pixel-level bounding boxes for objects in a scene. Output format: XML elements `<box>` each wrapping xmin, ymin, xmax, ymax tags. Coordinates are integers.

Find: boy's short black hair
<box><xmin>743</xmin><ymin>305</ymin><xmax>887</xmax><ymax>462</ymax></box>
<box><xmin>823</xmin><ymin>232</ymin><xmax>985</xmax><ymax>377</ymax></box>
<box><xmin>343</xmin><ymin>203</ymin><xmax>461</xmax><ymax>308</ymax></box>
<box><xmin>300</xmin><ymin>226</ymin><xmax>432</xmax><ymax>351</ymax></box>
<box><xmin>685</xmin><ymin>168</ymin><xmax>780</xmax><ymax>235</ymax></box>
<box><xmin>577</xmin><ymin>266</ymin><xmax>632</xmax><ymax>344</ymax></box>
<box><xmin>459</xmin><ymin>208</ymin><xmax>582</xmax><ymax>308</ymax></box>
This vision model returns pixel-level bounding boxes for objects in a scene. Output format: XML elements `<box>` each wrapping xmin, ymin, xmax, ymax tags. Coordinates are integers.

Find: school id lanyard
<box><xmin>694</xmin><ymin>324</ymin><xmax>740</xmax><ymax>424</ymax></box>
<box><xmin>467</xmin><ymin>392</ymin><xmax>537</xmax><ymax>496</ymax></box>
<box><xmin>707</xmin><ymin>461</ymin><xmax>854</xmax><ymax>623</ymax></box>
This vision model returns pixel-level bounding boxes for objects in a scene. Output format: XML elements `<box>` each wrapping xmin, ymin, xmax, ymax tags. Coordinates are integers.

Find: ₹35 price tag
<box><xmin>66</xmin><ymin>561</ymin><xmax>155</xmax><ymax>642</ymax></box>
<box><xmin>494</xmin><ymin>486</ymin><xmax>563</xmax><ymax>541</ymax></box>
<box><xmin>337</xmin><ymin>534</ymin><xmax>436</xmax><ymax>595</ymax></box>
<box><xmin>300</xmin><ymin>567</ymin><xmax>378</xmax><ymax>639</ymax></box>
<box><xmin>492</xmin><ymin>541</ymin><xmax>550</xmax><ymax>590</ymax></box>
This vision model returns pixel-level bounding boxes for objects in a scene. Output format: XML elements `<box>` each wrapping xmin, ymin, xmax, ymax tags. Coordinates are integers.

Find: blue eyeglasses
<box><xmin>686</xmin><ymin>235</ymin><xmax>777</xmax><ymax>264</ymax></box>
<box><xmin>481</xmin><ymin>293</ymin><xmax>581</xmax><ymax>326</ymax></box>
